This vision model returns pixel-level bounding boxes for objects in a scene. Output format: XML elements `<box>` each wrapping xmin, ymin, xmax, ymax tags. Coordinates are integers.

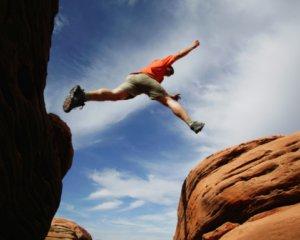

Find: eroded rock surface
<box><xmin>45</xmin><ymin>218</ymin><xmax>92</xmax><ymax>240</ymax></box>
<box><xmin>0</xmin><ymin>0</ymin><xmax>73</xmax><ymax>239</ymax></box>
<box><xmin>174</xmin><ymin>132</ymin><xmax>300</xmax><ymax>240</ymax></box>
<box><xmin>220</xmin><ymin>203</ymin><xmax>300</xmax><ymax>240</ymax></box>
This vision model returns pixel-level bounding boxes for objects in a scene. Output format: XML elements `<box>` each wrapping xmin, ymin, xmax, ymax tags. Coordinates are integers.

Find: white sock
<box><xmin>186</xmin><ymin>119</ymin><xmax>194</xmax><ymax>127</ymax></box>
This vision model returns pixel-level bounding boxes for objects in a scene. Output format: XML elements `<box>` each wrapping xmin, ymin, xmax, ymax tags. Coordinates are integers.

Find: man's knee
<box><xmin>155</xmin><ymin>95</ymin><xmax>171</xmax><ymax>106</ymax></box>
<box><xmin>111</xmin><ymin>89</ymin><xmax>130</xmax><ymax>101</ymax></box>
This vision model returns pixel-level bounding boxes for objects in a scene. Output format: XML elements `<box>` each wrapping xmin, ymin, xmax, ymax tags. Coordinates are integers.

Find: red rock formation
<box><xmin>0</xmin><ymin>0</ymin><xmax>73</xmax><ymax>239</ymax></box>
<box><xmin>45</xmin><ymin>218</ymin><xmax>92</xmax><ymax>240</ymax></box>
<box><xmin>220</xmin><ymin>203</ymin><xmax>300</xmax><ymax>240</ymax></box>
<box><xmin>174</xmin><ymin>132</ymin><xmax>300</xmax><ymax>240</ymax></box>
<box><xmin>202</xmin><ymin>222</ymin><xmax>239</xmax><ymax>240</ymax></box>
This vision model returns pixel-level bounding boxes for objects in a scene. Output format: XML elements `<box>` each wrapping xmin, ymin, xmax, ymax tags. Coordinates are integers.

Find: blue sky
<box><xmin>45</xmin><ymin>1</ymin><xmax>300</xmax><ymax>239</ymax></box>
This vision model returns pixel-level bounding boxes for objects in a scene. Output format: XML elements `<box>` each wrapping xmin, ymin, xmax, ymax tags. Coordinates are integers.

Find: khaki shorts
<box><xmin>116</xmin><ymin>73</ymin><xmax>168</xmax><ymax>100</ymax></box>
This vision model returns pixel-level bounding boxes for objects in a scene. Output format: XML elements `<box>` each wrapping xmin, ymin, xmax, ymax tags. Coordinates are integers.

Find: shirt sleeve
<box><xmin>160</xmin><ymin>55</ymin><xmax>177</xmax><ymax>66</ymax></box>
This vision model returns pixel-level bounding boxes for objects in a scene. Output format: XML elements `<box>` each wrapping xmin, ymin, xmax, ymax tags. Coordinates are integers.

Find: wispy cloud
<box><xmin>84</xmin><ymin>209</ymin><xmax>177</xmax><ymax>240</ymax></box>
<box><xmin>120</xmin><ymin>200</ymin><xmax>145</xmax><ymax>211</ymax></box>
<box><xmin>87</xmin><ymin>169</ymin><xmax>181</xmax><ymax>207</ymax></box>
<box><xmin>137</xmin><ymin>210</ymin><xmax>176</xmax><ymax>222</ymax></box>
<box><xmin>65</xmin><ymin>207</ymin><xmax>177</xmax><ymax>240</ymax></box>
<box><xmin>54</xmin><ymin>13</ymin><xmax>69</xmax><ymax>34</ymax></box>
<box><xmin>118</xmin><ymin>0</ymin><xmax>139</xmax><ymax>6</ymax></box>
<box><xmin>89</xmin><ymin>200</ymin><xmax>123</xmax><ymax>211</ymax></box>
<box><xmin>57</xmin><ymin>202</ymin><xmax>89</xmax><ymax>218</ymax></box>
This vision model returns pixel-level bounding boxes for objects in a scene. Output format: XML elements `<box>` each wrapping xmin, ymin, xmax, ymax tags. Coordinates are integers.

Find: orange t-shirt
<box><xmin>138</xmin><ymin>55</ymin><xmax>177</xmax><ymax>83</ymax></box>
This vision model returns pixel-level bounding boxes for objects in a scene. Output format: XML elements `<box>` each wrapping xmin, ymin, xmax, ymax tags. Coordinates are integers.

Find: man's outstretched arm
<box><xmin>174</xmin><ymin>40</ymin><xmax>200</xmax><ymax>61</ymax></box>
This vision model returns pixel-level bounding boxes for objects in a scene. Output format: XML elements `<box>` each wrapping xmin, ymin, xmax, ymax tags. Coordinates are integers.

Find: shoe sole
<box><xmin>192</xmin><ymin>123</ymin><xmax>205</xmax><ymax>134</ymax></box>
<box><xmin>63</xmin><ymin>95</ymin><xmax>72</xmax><ymax>113</ymax></box>
<box><xmin>63</xmin><ymin>85</ymin><xmax>85</xmax><ymax>113</ymax></box>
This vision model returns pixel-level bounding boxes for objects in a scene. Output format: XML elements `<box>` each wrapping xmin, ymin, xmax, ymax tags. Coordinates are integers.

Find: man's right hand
<box><xmin>192</xmin><ymin>40</ymin><xmax>200</xmax><ymax>49</ymax></box>
<box><xmin>174</xmin><ymin>40</ymin><xmax>201</xmax><ymax>61</ymax></box>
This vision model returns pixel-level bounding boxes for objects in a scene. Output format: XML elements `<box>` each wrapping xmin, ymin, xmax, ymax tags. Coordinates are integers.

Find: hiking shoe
<box><xmin>63</xmin><ymin>85</ymin><xmax>87</xmax><ymax>113</ymax></box>
<box><xmin>190</xmin><ymin>121</ymin><xmax>205</xmax><ymax>134</ymax></box>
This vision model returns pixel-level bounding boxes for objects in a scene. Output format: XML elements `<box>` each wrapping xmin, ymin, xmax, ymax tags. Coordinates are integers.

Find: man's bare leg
<box><xmin>85</xmin><ymin>88</ymin><xmax>129</xmax><ymax>101</ymax></box>
<box><xmin>63</xmin><ymin>85</ymin><xmax>131</xmax><ymax>113</ymax></box>
<box><xmin>157</xmin><ymin>96</ymin><xmax>192</xmax><ymax>125</ymax></box>
<box><xmin>156</xmin><ymin>95</ymin><xmax>205</xmax><ymax>133</ymax></box>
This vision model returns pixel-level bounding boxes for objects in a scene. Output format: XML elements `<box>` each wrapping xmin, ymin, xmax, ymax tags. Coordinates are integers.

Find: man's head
<box><xmin>165</xmin><ymin>66</ymin><xmax>174</xmax><ymax>76</ymax></box>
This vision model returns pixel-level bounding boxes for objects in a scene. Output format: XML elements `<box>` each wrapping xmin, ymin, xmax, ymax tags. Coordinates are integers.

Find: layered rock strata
<box><xmin>45</xmin><ymin>218</ymin><xmax>92</xmax><ymax>240</ymax></box>
<box><xmin>0</xmin><ymin>0</ymin><xmax>73</xmax><ymax>239</ymax></box>
<box><xmin>174</xmin><ymin>132</ymin><xmax>300</xmax><ymax>240</ymax></box>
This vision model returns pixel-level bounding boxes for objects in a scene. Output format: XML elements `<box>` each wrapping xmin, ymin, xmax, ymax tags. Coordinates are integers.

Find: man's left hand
<box><xmin>171</xmin><ymin>94</ymin><xmax>181</xmax><ymax>101</ymax></box>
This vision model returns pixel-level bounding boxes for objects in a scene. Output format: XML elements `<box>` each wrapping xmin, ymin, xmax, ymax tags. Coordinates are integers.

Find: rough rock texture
<box><xmin>0</xmin><ymin>0</ymin><xmax>73</xmax><ymax>239</ymax></box>
<box><xmin>202</xmin><ymin>222</ymin><xmax>239</xmax><ymax>240</ymax></box>
<box><xmin>45</xmin><ymin>218</ymin><xmax>92</xmax><ymax>240</ymax></box>
<box><xmin>174</xmin><ymin>132</ymin><xmax>300</xmax><ymax>240</ymax></box>
<box><xmin>220</xmin><ymin>203</ymin><xmax>300</xmax><ymax>240</ymax></box>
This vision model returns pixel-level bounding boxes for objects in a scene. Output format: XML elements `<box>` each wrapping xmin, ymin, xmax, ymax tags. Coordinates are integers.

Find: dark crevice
<box><xmin>268</xmin><ymin>150</ymin><xmax>287</xmax><ymax>159</ymax></box>
<box><xmin>240</xmin><ymin>164</ymin><xmax>279</xmax><ymax>180</ymax></box>
<box><xmin>288</xmin><ymin>156</ymin><xmax>300</xmax><ymax>163</ymax></box>
<box><xmin>290</xmin><ymin>146</ymin><xmax>300</xmax><ymax>152</ymax></box>
<box><xmin>217</xmin><ymin>164</ymin><xmax>279</xmax><ymax>195</ymax></box>
<box><xmin>223</xmin><ymin>150</ymin><xmax>272</xmax><ymax>180</ymax></box>
<box><xmin>202</xmin><ymin>186</ymin><xmax>212</xmax><ymax>198</ymax></box>
<box><xmin>285</xmin><ymin>140</ymin><xmax>299</xmax><ymax>147</ymax></box>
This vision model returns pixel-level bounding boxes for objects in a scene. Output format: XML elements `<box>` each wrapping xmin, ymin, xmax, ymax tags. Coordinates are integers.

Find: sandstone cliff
<box><xmin>174</xmin><ymin>132</ymin><xmax>300</xmax><ymax>240</ymax></box>
<box><xmin>45</xmin><ymin>218</ymin><xmax>92</xmax><ymax>240</ymax></box>
<box><xmin>0</xmin><ymin>0</ymin><xmax>73</xmax><ymax>239</ymax></box>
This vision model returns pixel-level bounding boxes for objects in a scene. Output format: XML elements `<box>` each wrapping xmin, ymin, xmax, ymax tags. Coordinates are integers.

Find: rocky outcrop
<box><xmin>174</xmin><ymin>132</ymin><xmax>300</xmax><ymax>240</ymax></box>
<box><xmin>45</xmin><ymin>218</ymin><xmax>92</xmax><ymax>240</ymax></box>
<box><xmin>0</xmin><ymin>0</ymin><xmax>73</xmax><ymax>239</ymax></box>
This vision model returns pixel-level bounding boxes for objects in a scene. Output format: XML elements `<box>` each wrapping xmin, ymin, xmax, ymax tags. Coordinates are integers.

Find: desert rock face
<box><xmin>0</xmin><ymin>0</ymin><xmax>73</xmax><ymax>239</ymax></box>
<box><xmin>174</xmin><ymin>132</ymin><xmax>300</xmax><ymax>240</ymax></box>
<box><xmin>45</xmin><ymin>218</ymin><xmax>92</xmax><ymax>240</ymax></box>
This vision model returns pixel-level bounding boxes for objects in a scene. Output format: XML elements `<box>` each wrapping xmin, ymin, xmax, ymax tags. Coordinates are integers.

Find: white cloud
<box><xmin>107</xmin><ymin>0</ymin><xmax>139</xmax><ymax>6</ymax></box>
<box><xmin>61</xmin><ymin>202</ymin><xmax>75</xmax><ymax>211</ymax></box>
<box><xmin>54</xmin><ymin>13</ymin><xmax>69</xmax><ymax>34</ymax></box>
<box><xmin>87</xmin><ymin>169</ymin><xmax>181</xmax><ymax>206</ymax></box>
<box><xmin>138</xmin><ymin>210</ymin><xmax>176</xmax><ymax>222</ymax></box>
<box><xmin>89</xmin><ymin>200</ymin><xmax>123</xmax><ymax>211</ymax></box>
<box><xmin>87</xmin><ymin>221</ymin><xmax>171</xmax><ymax>240</ymax></box>
<box><xmin>120</xmin><ymin>200</ymin><xmax>145</xmax><ymax>211</ymax></box>
<box><xmin>118</xmin><ymin>209</ymin><xmax>176</xmax><ymax>231</ymax></box>
<box><xmin>57</xmin><ymin>202</ymin><xmax>89</xmax><ymax>218</ymax></box>
<box><xmin>125</xmin><ymin>0</ymin><xmax>138</xmax><ymax>6</ymax></box>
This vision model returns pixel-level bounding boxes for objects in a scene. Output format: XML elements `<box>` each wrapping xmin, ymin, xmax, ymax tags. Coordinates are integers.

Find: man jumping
<box><xmin>63</xmin><ymin>40</ymin><xmax>205</xmax><ymax>134</ymax></box>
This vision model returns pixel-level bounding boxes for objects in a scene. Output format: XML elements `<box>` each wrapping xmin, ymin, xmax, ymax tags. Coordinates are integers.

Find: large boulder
<box><xmin>174</xmin><ymin>132</ymin><xmax>300</xmax><ymax>240</ymax></box>
<box><xmin>0</xmin><ymin>0</ymin><xmax>73</xmax><ymax>239</ymax></box>
<box><xmin>45</xmin><ymin>218</ymin><xmax>92</xmax><ymax>240</ymax></box>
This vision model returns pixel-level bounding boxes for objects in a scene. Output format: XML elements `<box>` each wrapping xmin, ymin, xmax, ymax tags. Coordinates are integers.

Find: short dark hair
<box><xmin>168</xmin><ymin>66</ymin><xmax>174</xmax><ymax>75</ymax></box>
